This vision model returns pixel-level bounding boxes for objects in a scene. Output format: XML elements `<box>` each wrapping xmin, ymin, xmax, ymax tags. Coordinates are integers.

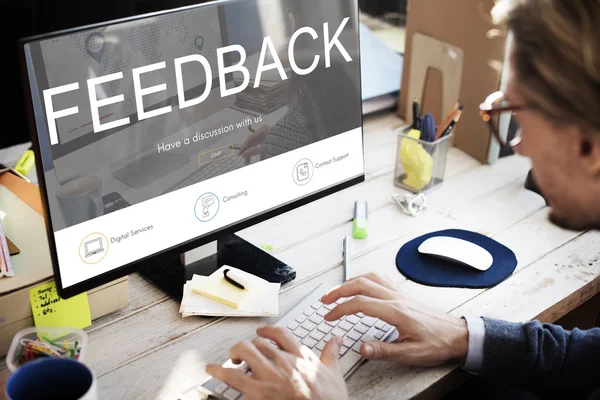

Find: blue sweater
<box><xmin>481</xmin><ymin>317</ymin><xmax>600</xmax><ymax>399</ymax></box>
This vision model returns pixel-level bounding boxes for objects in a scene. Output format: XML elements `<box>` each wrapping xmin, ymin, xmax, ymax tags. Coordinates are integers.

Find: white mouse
<box><xmin>418</xmin><ymin>236</ymin><xmax>493</xmax><ymax>271</ymax></box>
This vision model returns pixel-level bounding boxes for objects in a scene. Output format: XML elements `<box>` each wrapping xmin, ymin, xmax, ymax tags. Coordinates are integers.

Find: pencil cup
<box><xmin>394</xmin><ymin>125</ymin><xmax>453</xmax><ymax>193</ymax></box>
<box><xmin>5</xmin><ymin>358</ymin><xmax>97</xmax><ymax>400</ymax></box>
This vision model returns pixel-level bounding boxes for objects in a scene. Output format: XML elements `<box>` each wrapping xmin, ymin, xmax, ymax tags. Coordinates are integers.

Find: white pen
<box><xmin>342</xmin><ymin>236</ymin><xmax>349</xmax><ymax>282</ymax></box>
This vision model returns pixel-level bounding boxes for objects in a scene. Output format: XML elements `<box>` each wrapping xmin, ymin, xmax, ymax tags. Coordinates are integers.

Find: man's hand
<box><xmin>320</xmin><ymin>273</ymin><xmax>469</xmax><ymax>367</ymax></box>
<box><xmin>239</xmin><ymin>125</ymin><xmax>270</xmax><ymax>157</ymax></box>
<box><xmin>206</xmin><ymin>326</ymin><xmax>348</xmax><ymax>400</ymax></box>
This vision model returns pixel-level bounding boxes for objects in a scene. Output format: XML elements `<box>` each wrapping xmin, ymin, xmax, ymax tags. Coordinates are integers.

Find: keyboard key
<box><xmin>375</xmin><ymin>331</ymin><xmax>384</xmax><ymax>340</ymax></box>
<box><xmin>345</xmin><ymin>315</ymin><xmax>360</xmax><ymax>325</ymax></box>
<box><xmin>214</xmin><ymin>382</ymin><xmax>229</xmax><ymax>394</ymax></box>
<box><xmin>223</xmin><ymin>387</ymin><xmax>241</xmax><ymax>400</ymax></box>
<box><xmin>361</xmin><ymin>316</ymin><xmax>377</xmax><ymax>327</ymax></box>
<box><xmin>356</xmin><ymin>312</ymin><xmax>365</xmax><ymax>318</ymax></box>
<box><xmin>287</xmin><ymin>322</ymin><xmax>299</xmax><ymax>331</ymax></box>
<box><xmin>347</xmin><ymin>330</ymin><xmax>362</xmax><ymax>341</ymax></box>
<box><xmin>303</xmin><ymin>308</ymin><xmax>315</xmax><ymax>317</ymax></box>
<box><xmin>323</xmin><ymin>333</ymin><xmax>333</xmax><ymax>343</ymax></box>
<box><xmin>317</xmin><ymin>308</ymin><xmax>329</xmax><ymax>317</ymax></box>
<box><xmin>239</xmin><ymin>396</ymin><xmax>248</xmax><ymax>400</ymax></box>
<box><xmin>324</xmin><ymin>318</ymin><xmax>340</xmax><ymax>327</ymax></box>
<box><xmin>354</xmin><ymin>324</ymin><xmax>368</xmax><ymax>334</ymax></box>
<box><xmin>338</xmin><ymin>321</ymin><xmax>354</xmax><ymax>331</ymax></box>
<box><xmin>317</xmin><ymin>323</ymin><xmax>332</xmax><ymax>334</ymax></box>
<box><xmin>381</xmin><ymin>324</ymin><xmax>392</xmax><ymax>332</ymax></box>
<box><xmin>309</xmin><ymin>315</ymin><xmax>324</xmax><ymax>325</ymax></box>
<box><xmin>375</xmin><ymin>321</ymin><xmax>385</xmax><ymax>330</ymax></box>
<box><xmin>301</xmin><ymin>321</ymin><xmax>317</xmax><ymax>332</ymax></box>
<box><xmin>340</xmin><ymin>348</ymin><xmax>363</xmax><ymax>371</ymax></box>
<box><xmin>293</xmin><ymin>327</ymin><xmax>310</xmax><ymax>339</ymax></box>
<box><xmin>316</xmin><ymin>341</ymin><xmax>326</xmax><ymax>351</ymax></box>
<box><xmin>310</xmin><ymin>330</ymin><xmax>326</xmax><ymax>341</ymax></box>
<box><xmin>301</xmin><ymin>337</ymin><xmax>318</xmax><ymax>348</ymax></box>
<box><xmin>352</xmin><ymin>341</ymin><xmax>363</xmax><ymax>353</ymax></box>
<box><xmin>311</xmin><ymin>301</ymin><xmax>322</xmax><ymax>309</ymax></box>
<box><xmin>339</xmin><ymin>346</ymin><xmax>349</xmax><ymax>356</ymax></box>
<box><xmin>343</xmin><ymin>337</ymin><xmax>355</xmax><ymax>348</ymax></box>
<box><xmin>331</xmin><ymin>327</ymin><xmax>345</xmax><ymax>337</ymax></box>
<box><xmin>313</xmin><ymin>349</ymin><xmax>322</xmax><ymax>358</ymax></box>
<box><xmin>335</xmin><ymin>297</ymin><xmax>348</xmax><ymax>305</ymax></box>
<box><xmin>296</xmin><ymin>314</ymin><xmax>308</xmax><ymax>323</ymax></box>
<box><xmin>323</xmin><ymin>303</ymin><xmax>336</xmax><ymax>310</ymax></box>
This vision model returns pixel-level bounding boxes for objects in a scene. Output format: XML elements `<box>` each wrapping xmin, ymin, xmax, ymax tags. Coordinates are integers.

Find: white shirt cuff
<box><xmin>462</xmin><ymin>315</ymin><xmax>485</xmax><ymax>373</ymax></box>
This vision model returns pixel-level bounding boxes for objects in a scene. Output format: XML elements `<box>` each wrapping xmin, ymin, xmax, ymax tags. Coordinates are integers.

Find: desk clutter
<box><xmin>180</xmin><ymin>266</ymin><xmax>280</xmax><ymax>317</ymax></box>
<box><xmin>6</xmin><ymin>326</ymin><xmax>87</xmax><ymax>372</ymax></box>
<box><xmin>394</xmin><ymin>100</ymin><xmax>462</xmax><ymax>193</ymax></box>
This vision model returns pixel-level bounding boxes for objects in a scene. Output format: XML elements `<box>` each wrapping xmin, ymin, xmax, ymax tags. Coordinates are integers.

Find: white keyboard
<box><xmin>180</xmin><ymin>284</ymin><xmax>397</xmax><ymax>400</ymax></box>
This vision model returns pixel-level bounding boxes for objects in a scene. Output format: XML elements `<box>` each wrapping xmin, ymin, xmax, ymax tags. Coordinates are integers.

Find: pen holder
<box><xmin>394</xmin><ymin>125</ymin><xmax>453</xmax><ymax>193</ymax></box>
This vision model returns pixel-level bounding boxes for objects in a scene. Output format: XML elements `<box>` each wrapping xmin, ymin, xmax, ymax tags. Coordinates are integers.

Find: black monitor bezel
<box><xmin>18</xmin><ymin>0</ymin><xmax>365</xmax><ymax>299</ymax></box>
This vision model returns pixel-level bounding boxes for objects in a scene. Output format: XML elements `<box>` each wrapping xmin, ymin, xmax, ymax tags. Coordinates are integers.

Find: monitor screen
<box><xmin>21</xmin><ymin>0</ymin><xmax>363</xmax><ymax>297</ymax></box>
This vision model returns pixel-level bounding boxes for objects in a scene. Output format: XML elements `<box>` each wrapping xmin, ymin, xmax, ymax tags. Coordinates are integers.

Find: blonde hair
<box><xmin>492</xmin><ymin>0</ymin><xmax>600</xmax><ymax>133</ymax></box>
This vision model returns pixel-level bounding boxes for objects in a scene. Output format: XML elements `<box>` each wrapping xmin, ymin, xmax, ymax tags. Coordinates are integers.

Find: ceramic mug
<box><xmin>56</xmin><ymin>176</ymin><xmax>104</xmax><ymax>227</ymax></box>
<box><xmin>5</xmin><ymin>358</ymin><xmax>97</xmax><ymax>400</ymax></box>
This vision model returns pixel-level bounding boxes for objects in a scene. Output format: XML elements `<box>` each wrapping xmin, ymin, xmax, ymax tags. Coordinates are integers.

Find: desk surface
<box><xmin>2</xmin><ymin>111</ymin><xmax>600</xmax><ymax>400</ymax></box>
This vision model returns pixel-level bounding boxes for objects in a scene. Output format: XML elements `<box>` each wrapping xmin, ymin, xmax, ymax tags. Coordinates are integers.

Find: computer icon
<box><xmin>84</xmin><ymin>238</ymin><xmax>104</xmax><ymax>257</ymax></box>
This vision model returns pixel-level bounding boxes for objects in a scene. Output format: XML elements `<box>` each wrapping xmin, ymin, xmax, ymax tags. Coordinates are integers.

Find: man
<box><xmin>206</xmin><ymin>0</ymin><xmax>600</xmax><ymax>398</ymax></box>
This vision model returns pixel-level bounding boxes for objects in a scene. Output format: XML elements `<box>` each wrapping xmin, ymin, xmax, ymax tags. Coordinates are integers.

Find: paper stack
<box><xmin>179</xmin><ymin>265</ymin><xmax>280</xmax><ymax>317</ymax></box>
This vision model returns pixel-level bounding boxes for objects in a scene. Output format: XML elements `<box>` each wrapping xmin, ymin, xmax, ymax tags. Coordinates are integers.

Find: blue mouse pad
<box><xmin>396</xmin><ymin>229</ymin><xmax>518</xmax><ymax>288</ymax></box>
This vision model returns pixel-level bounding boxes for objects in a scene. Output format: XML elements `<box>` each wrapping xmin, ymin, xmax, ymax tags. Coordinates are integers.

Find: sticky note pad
<box><xmin>192</xmin><ymin>276</ymin><xmax>247</xmax><ymax>309</ymax></box>
<box><xmin>29</xmin><ymin>281</ymin><xmax>92</xmax><ymax>329</ymax></box>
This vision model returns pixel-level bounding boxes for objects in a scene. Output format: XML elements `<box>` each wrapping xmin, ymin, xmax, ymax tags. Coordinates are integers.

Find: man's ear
<box><xmin>579</xmin><ymin>134</ymin><xmax>600</xmax><ymax>177</ymax></box>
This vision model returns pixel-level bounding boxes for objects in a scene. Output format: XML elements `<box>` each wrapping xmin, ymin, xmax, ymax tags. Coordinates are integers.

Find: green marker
<box><xmin>353</xmin><ymin>200</ymin><xmax>368</xmax><ymax>239</ymax></box>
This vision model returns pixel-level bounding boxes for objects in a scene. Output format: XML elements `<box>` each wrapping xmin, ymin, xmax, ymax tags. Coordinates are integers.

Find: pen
<box><xmin>223</xmin><ymin>268</ymin><xmax>245</xmax><ymax>290</ymax></box>
<box><xmin>412</xmin><ymin>99</ymin><xmax>420</xmax><ymax>130</ymax></box>
<box><xmin>441</xmin><ymin>109</ymin><xmax>463</xmax><ymax>138</ymax></box>
<box><xmin>342</xmin><ymin>236</ymin><xmax>349</xmax><ymax>282</ymax></box>
<box><xmin>434</xmin><ymin>101</ymin><xmax>461</xmax><ymax>140</ymax></box>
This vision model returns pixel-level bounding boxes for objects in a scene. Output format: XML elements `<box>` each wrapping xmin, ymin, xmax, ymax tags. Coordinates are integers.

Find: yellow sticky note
<box><xmin>29</xmin><ymin>282</ymin><xmax>92</xmax><ymax>329</ymax></box>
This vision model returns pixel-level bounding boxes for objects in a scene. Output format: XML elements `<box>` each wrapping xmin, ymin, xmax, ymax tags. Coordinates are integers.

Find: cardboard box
<box><xmin>398</xmin><ymin>0</ymin><xmax>508</xmax><ymax>163</ymax></box>
<box><xmin>0</xmin><ymin>169</ymin><xmax>128</xmax><ymax>356</ymax></box>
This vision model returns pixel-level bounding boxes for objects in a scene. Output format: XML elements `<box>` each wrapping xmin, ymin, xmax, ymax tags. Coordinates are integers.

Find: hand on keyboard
<box><xmin>320</xmin><ymin>273</ymin><xmax>469</xmax><ymax>367</ymax></box>
<box><xmin>206</xmin><ymin>325</ymin><xmax>349</xmax><ymax>400</ymax></box>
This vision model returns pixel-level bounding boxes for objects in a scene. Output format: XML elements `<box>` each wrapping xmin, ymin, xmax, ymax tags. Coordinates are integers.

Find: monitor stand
<box><xmin>138</xmin><ymin>234</ymin><xmax>296</xmax><ymax>301</ymax></box>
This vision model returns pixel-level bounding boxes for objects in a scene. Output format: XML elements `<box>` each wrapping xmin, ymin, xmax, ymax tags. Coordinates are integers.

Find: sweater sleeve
<box><xmin>480</xmin><ymin>317</ymin><xmax>600</xmax><ymax>397</ymax></box>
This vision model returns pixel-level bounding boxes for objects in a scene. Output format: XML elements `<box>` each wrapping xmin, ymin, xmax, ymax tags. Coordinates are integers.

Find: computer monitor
<box><xmin>20</xmin><ymin>0</ymin><xmax>364</xmax><ymax>299</ymax></box>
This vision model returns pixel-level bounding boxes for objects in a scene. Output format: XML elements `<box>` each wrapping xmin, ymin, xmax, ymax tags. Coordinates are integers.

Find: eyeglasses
<box><xmin>479</xmin><ymin>91</ymin><xmax>526</xmax><ymax>149</ymax></box>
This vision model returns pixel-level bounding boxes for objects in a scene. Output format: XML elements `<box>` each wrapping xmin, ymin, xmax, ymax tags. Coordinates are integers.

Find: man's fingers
<box><xmin>324</xmin><ymin>296</ymin><xmax>398</xmax><ymax>323</ymax></box>
<box><xmin>349</xmin><ymin>272</ymin><xmax>397</xmax><ymax>291</ymax></box>
<box><xmin>206</xmin><ymin>364</ymin><xmax>256</xmax><ymax>393</ymax></box>
<box><xmin>257</xmin><ymin>326</ymin><xmax>302</xmax><ymax>357</ymax></box>
<box><xmin>320</xmin><ymin>335</ymin><xmax>343</xmax><ymax>369</ymax></box>
<box><xmin>359</xmin><ymin>340</ymin><xmax>429</xmax><ymax>365</ymax></box>
<box><xmin>253</xmin><ymin>338</ymin><xmax>295</xmax><ymax>372</ymax></box>
<box><xmin>229</xmin><ymin>340</ymin><xmax>277</xmax><ymax>379</ymax></box>
<box><xmin>321</xmin><ymin>277</ymin><xmax>397</xmax><ymax>305</ymax></box>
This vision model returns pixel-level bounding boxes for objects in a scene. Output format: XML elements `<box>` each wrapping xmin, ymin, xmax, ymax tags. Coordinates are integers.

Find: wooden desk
<box><xmin>2</xmin><ymin>112</ymin><xmax>599</xmax><ymax>399</ymax></box>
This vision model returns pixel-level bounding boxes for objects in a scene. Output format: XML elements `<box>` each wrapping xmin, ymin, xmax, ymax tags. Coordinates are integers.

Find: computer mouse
<box><xmin>417</xmin><ymin>236</ymin><xmax>493</xmax><ymax>271</ymax></box>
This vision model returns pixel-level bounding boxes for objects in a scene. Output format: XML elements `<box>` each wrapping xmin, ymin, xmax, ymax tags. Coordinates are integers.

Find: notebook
<box><xmin>179</xmin><ymin>266</ymin><xmax>280</xmax><ymax>318</ymax></box>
